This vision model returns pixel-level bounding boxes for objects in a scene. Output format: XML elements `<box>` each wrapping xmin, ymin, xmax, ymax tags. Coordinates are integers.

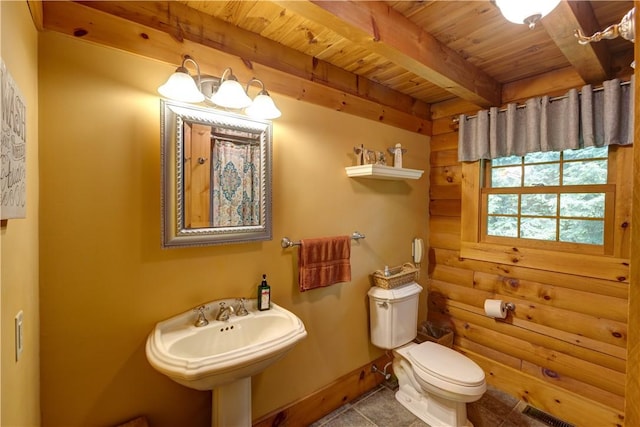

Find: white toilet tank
<box><xmin>368</xmin><ymin>282</ymin><xmax>423</xmax><ymax>349</ymax></box>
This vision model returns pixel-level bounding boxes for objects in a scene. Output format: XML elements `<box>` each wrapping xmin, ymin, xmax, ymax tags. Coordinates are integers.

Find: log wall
<box><xmin>428</xmin><ymin>107</ymin><xmax>631</xmax><ymax>427</ymax></box>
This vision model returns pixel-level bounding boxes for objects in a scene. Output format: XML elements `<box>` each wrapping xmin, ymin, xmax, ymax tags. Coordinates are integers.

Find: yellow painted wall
<box><xmin>39</xmin><ymin>30</ymin><xmax>430</xmax><ymax>426</ymax></box>
<box><xmin>1</xmin><ymin>1</ymin><xmax>40</xmax><ymax>426</ymax></box>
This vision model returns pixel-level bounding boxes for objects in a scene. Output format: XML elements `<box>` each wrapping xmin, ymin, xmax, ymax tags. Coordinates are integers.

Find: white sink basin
<box><xmin>146</xmin><ymin>299</ymin><xmax>307</xmax><ymax>391</ymax></box>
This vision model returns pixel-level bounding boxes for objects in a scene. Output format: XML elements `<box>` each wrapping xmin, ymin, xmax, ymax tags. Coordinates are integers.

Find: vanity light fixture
<box><xmin>494</xmin><ymin>0</ymin><xmax>561</xmax><ymax>29</ymax></box>
<box><xmin>157</xmin><ymin>56</ymin><xmax>205</xmax><ymax>103</ymax></box>
<box><xmin>245</xmin><ymin>78</ymin><xmax>282</xmax><ymax>120</ymax></box>
<box><xmin>210</xmin><ymin>68</ymin><xmax>253</xmax><ymax>109</ymax></box>
<box><xmin>157</xmin><ymin>55</ymin><xmax>282</xmax><ymax>119</ymax></box>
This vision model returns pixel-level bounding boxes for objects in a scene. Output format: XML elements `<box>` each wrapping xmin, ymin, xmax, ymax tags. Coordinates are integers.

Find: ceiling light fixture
<box><xmin>494</xmin><ymin>0</ymin><xmax>561</xmax><ymax>29</ymax></box>
<box><xmin>157</xmin><ymin>55</ymin><xmax>282</xmax><ymax>119</ymax></box>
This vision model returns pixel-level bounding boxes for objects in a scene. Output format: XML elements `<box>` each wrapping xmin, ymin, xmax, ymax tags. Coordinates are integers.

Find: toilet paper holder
<box><xmin>484</xmin><ymin>299</ymin><xmax>516</xmax><ymax>319</ymax></box>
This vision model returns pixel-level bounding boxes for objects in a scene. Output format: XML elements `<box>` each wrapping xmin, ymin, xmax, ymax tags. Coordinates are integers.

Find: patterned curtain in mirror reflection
<box><xmin>212</xmin><ymin>138</ymin><xmax>260</xmax><ymax>226</ymax></box>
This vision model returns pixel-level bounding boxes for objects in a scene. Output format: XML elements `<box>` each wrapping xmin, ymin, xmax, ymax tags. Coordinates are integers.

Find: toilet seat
<box><xmin>408</xmin><ymin>342</ymin><xmax>485</xmax><ymax>388</ymax></box>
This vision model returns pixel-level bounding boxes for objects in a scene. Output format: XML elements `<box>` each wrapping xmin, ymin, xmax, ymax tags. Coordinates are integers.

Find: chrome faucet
<box><xmin>215</xmin><ymin>302</ymin><xmax>235</xmax><ymax>321</ymax></box>
<box><xmin>235</xmin><ymin>298</ymin><xmax>249</xmax><ymax>316</ymax></box>
<box><xmin>193</xmin><ymin>305</ymin><xmax>209</xmax><ymax>327</ymax></box>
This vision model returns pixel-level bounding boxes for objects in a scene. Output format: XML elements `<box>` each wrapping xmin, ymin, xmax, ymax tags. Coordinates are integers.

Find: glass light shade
<box><xmin>211</xmin><ymin>79</ymin><xmax>252</xmax><ymax>109</ymax></box>
<box><xmin>495</xmin><ymin>0</ymin><xmax>561</xmax><ymax>29</ymax></box>
<box><xmin>158</xmin><ymin>70</ymin><xmax>205</xmax><ymax>103</ymax></box>
<box><xmin>245</xmin><ymin>92</ymin><xmax>282</xmax><ymax>120</ymax></box>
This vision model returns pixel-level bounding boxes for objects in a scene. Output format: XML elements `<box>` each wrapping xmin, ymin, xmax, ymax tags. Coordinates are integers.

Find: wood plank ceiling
<box><xmin>38</xmin><ymin>1</ymin><xmax>634</xmax><ymax>131</ymax></box>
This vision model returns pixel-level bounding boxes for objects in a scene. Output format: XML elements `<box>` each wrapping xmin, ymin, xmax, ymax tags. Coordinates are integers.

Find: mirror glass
<box><xmin>161</xmin><ymin>100</ymin><xmax>272</xmax><ymax>247</ymax></box>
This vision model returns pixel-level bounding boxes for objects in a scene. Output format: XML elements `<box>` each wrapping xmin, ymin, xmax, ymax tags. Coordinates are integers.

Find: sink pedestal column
<box><xmin>212</xmin><ymin>377</ymin><xmax>252</xmax><ymax>427</ymax></box>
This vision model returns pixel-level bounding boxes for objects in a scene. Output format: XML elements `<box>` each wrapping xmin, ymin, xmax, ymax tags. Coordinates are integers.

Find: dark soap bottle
<box><xmin>257</xmin><ymin>274</ymin><xmax>271</xmax><ymax>311</ymax></box>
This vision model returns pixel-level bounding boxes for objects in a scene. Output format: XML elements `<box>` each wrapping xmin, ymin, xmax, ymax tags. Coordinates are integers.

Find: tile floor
<box><xmin>310</xmin><ymin>382</ymin><xmax>552</xmax><ymax>427</ymax></box>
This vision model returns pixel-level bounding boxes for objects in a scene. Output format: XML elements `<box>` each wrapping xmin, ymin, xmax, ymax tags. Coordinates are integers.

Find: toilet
<box><xmin>368</xmin><ymin>282</ymin><xmax>486</xmax><ymax>427</ymax></box>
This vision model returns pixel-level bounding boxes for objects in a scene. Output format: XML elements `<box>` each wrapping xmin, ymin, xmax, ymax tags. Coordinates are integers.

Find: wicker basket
<box><xmin>371</xmin><ymin>262</ymin><xmax>419</xmax><ymax>289</ymax></box>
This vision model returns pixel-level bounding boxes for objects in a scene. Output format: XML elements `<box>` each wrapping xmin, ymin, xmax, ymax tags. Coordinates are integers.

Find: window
<box><xmin>482</xmin><ymin>146</ymin><xmax>613</xmax><ymax>253</ymax></box>
<box><xmin>460</xmin><ymin>145</ymin><xmax>631</xmax><ymax>280</ymax></box>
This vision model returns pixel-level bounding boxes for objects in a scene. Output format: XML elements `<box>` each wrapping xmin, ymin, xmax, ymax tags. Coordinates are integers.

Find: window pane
<box><xmin>491</xmin><ymin>166</ymin><xmax>522</xmax><ymax>187</ymax></box>
<box><xmin>524</xmin><ymin>151</ymin><xmax>560</xmax><ymax>164</ymax></box>
<box><xmin>524</xmin><ymin>163</ymin><xmax>559</xmax><ymax>186</ymax></box>
<box><xmin>560</xmin><ymin>219</ymin><xmax>604</xmax><ymax>244</ymax></box>
<box><xmin>492</xmin><ymin>156</ymin><xmax>521</xmax><ymax>166</ymax></box>
<box><xmin>488</xmin><ymin>194</ymin><xmax>518</xmax><ymax>214</ymax></box>
<box><xmin>563</xmin><ymin>146</ymin><xmax>608</xmax><ymax>160</ymax></box>
<box><xmin>560</xmin><ymin>193</ymin><xmax>605</xmax><ymax>218</ymax></box>
<box><xmin>521</xmin><ymin>194</ymin><xmax>557</xmax><ymax>216</ymax></box>
<box><xmin>521</xmin><ymin>217</ymin><xmax>556</xmax><ymax>240</ymax></box>
<box><xmin>487</xmin><ymin>216</ymin><xmax>518</xmax><ymax>237</ymax></box>
<box><xmin>563</xmin><ymin>160</ymin><xmax>607</xmax><ymax>185</ymax></box>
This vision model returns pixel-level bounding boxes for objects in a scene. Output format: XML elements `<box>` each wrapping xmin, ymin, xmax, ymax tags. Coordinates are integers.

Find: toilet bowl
<box><xmin>368</xmin><ymin>282</ymin><xmax>486</xmax><ymax>427</ymax></box>
<box><xmin>393</xmin><ymin>341</ymin><xmax>486</xmax><ymax>426</ymax></box>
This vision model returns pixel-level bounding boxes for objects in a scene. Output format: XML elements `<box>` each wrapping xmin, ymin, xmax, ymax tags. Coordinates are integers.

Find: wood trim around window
<box><xmin>459</xmin><ymin>147</ymin><xmax>631</xmax><ymax>284</ymax></box>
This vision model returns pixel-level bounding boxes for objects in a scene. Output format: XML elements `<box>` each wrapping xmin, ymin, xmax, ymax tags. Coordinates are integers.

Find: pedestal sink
<box><xmin>146</xmin><ymin>299</ymin><xmax>307</xmax><ymax>427</ymax></box>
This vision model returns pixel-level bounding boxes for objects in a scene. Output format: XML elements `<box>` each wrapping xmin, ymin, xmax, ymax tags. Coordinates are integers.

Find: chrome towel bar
<box><xmin>281</xmin><ymin>231</ymin><xmax>365</xmax><ymax>249</ymax></box>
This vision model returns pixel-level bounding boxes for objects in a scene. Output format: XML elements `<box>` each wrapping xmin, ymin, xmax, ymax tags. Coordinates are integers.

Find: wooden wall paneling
<box><xmin>430</xmin><ymin>184</ymin><xmax>461</xmax><ymax>200</ymax></box>
<box><xmin>454</xmin><ymin>336</ymin><xmax>522</xmax><ymax>370</ymax></box>
<box><xmin>428</xmin><ymin>232</ymin><xmax>461</xmax><ymax>252</ymax></box>
<box><xmin>431</xmin><ymin>280</ymin><xmax>628</xmax><ymax>357</ymax></box>
<box><xmin>432</xmin><ymin>247</ymin><xmax>629</xmax><ymax>299</ymax></box>
<box><xmin>432</xmin><ymin>117</ymin><xmax>459</xmax><ymax>136</ymax></box>
<box><xmin>429</xmin><ymin>199</ymin><xmax>461</xmax><ymax>217</ymax></box>
<box><xmin>430</xmin><ymin>165</ymin><xmax>462</xmax><ymax>186</ymax></box>
<box><xmin>448</xmin><ymin>316</ymin><xmax>625</xmax><ymax>396</ymax></box>
<box><xmin>430</xmin><ymin>149</ymin><xmax>458</xmax><ymax>168</ymax></box>
<box><xmin>429</xmin><ymin>216</ymin><xmax>461</xmax><ymax>236</ymax></box>
<box><xmin>459</xmin><ymin>162</ymin><xmax>480</xmax><ymax>243</ymax></box>
<box><xmin>431</xmin><ymin>264</ymin><xmax>474</xmax><ymax>287</ymax></box>
<box><xmin>429</xmin><ymin>279</ymin><xmax>492</xmax><ymax>307</ymax></box>
<box><xmin>430</xmin><ymin>98</ymin><xmax>481</xmax><ymax>120</ymax></box>
<box><xmin>430</xmin><ymin>131</ymin><xmax>459</xmax><ymax>151</ymax></box>
<box><xmin>428</xmin><ymin>85</ymin><xmax>631</xmax><ymax>423</ymax></box>
<box><xmin>463</xmin><ymin>349</ymin><xmax>625</xmax><ymax>427</ymax></box>
<box><xmin>472</xmin><ymin>271</ymin><xmax>629</xmax><ymax>322</ymax></box>
<box><xmin>460</xmin><ymin>241</ymin><xmax>629</xmax><ymax>283</ymax></box>
<box><xmin>428</xmin><ymin>217</ymin><xmax>461</xmax><ymax>251</ymax></box>
<box><xmin>611</xmin><ymin>145</ymin><xmax>633</xmax><ymax>259</ymax></box>
<box><xmin>521</xmin><ymin>360</ymin><xmax>625</xmax><ymax>412</ymax></box>
<box><xmin>499</xmin><ymin>66</ymin><xmax>586</xmax><ymax>104</ymax></box>
<box><xmin>498</xmin><ymin>295</ymin><xmax>626</xmax><ymax>348</ymax></box>
<box><xmin>438</xmin><ymin>299</ymin><xmax>627</xmax><ymax>370</ymax></box>
<box><xmin>455</xmin><ymin>336</ymin><xmax>625</xmax><ymax>410</ymax></box>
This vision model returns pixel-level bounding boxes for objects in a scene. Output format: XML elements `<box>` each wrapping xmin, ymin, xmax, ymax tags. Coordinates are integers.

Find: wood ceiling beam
<box><xmin>542</xmin><ymin>0</ymin><xmax>611</xmax><ymax>84</ymax></box>
<box><xmin>276</xmin><ymin>0</ymin><xmax>502</xmax><ymax>108</ymax></box>
<box><xmin>43</xmin><ymin>1</ymin><xmax>431</xmax><ymax>134</ymax></box>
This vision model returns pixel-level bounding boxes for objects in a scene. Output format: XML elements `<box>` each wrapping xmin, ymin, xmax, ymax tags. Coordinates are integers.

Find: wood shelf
<box><xmin>345</xmin><ymin>164</ymin><xmax>424</xmax><ymax>180</ymax></box>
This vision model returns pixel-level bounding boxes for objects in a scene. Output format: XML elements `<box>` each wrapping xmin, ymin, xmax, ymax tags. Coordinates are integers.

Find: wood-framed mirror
<box><xmin>161</xmin><ymin>100</ymin><xmax>273</xmax><ymax>247</ymax></box>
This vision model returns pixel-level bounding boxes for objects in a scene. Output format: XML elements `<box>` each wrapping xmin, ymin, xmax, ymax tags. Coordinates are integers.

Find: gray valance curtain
<box><xmin>458</xmin><ymin>77</ymin><xmax>634</xmax><ymax>161</ymax></box>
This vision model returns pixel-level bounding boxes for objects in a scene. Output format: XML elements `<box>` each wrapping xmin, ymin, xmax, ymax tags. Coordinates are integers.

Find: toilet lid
<box><xmin>408</xmin><ymin>342</ymin><xmax>485</xmax><ymax>387</ymax></box>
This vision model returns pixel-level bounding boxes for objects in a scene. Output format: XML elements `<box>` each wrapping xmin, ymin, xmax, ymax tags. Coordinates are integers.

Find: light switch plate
<box><xmin>15</xmin><ymin>310</ymin><xmax>23</xmax><ymax>361</ymax></box>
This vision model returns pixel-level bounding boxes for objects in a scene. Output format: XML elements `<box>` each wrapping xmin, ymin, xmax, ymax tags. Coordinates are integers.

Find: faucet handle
<box><xmin>193</xmin><ymin>305</ymin><xmax>209</xmax><ymax>327</ymax></box>
<box><xmin>235</xmin><ymin>298</ymin><xmax>249</xmax><ymax>316</ymax></box>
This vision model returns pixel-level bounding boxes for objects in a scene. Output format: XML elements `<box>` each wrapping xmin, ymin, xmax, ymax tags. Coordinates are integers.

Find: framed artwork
<box><xmin>1</xmin><ymin>58</ymin><xmax>27</xmax><ymax>219</ymax></box>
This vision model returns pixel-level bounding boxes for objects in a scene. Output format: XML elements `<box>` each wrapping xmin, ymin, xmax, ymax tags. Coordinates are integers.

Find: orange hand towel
<box><xmin>298</xmin><ymin>236</ymin><xmax>352</xmax><ymax>292</ymax></box>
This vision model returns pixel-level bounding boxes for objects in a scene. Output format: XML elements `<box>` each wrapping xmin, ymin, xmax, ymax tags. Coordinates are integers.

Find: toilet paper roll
<box><xmin>484</xmin><ymin>299</ymin><xmax>507</xmax><ymax>319</ymax></box>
